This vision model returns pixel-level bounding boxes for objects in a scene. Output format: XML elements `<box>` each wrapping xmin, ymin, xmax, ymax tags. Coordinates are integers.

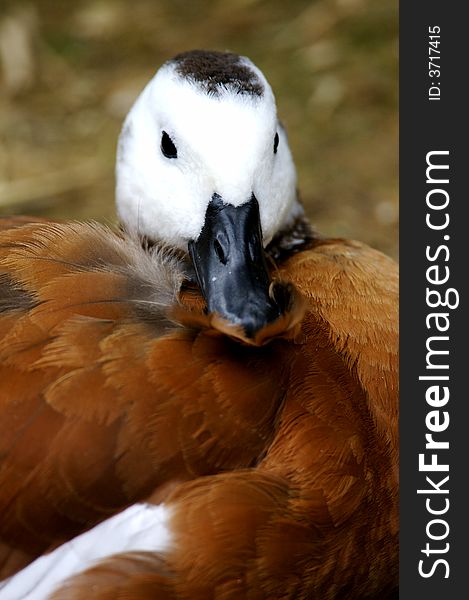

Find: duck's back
<box><xmin>0</xmin><ymin>218</ymin><xmax>398</xmax><ymax>598</ymax></box>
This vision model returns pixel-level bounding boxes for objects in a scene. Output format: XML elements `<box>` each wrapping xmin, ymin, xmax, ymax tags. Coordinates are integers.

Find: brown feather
<box><xmin>0</xmin><ymin>219</ymin><xmax>398</xmax><ymax>599</ymax></box>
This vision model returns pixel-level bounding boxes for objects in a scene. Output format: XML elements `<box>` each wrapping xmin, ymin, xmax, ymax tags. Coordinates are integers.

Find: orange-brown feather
<box><xmin>0</xmin><ymin>219</ymin><xmax>398</xmax><ymax>599</ymax></box>
<box><xmin>0</xmin><ymin>221</ymin><xmax>293</xmax><ymax>579</ymax></box>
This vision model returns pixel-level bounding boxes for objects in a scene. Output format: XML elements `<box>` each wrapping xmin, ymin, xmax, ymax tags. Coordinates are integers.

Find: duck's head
<box><xmin>116</xmin><ymin>50</ymin><xmax>305</xmax><ymax>340</ymax></box>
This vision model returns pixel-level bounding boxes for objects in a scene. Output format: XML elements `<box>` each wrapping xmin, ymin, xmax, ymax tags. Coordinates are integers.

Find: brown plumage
<box><xmin>0</xmin><ymin>216</ymin><xmax>398</xmax><ymax>599</ymax></box>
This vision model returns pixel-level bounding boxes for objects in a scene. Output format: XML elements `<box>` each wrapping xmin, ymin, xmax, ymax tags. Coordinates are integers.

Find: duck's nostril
<box><xmin>213</xmin><ymin>238</ymin><xmax>228</xmax><ymax>265</ymax></box>
<box><xmin>247</xmin><ymin>239</ymin><xmax>258</xmax><ymax>264</ymax></box>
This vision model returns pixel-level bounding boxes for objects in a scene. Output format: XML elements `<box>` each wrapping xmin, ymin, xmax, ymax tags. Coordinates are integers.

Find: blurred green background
<box><xmin>0</xmin><ymin>0</ymin><xmax>397</xmax><ymax>258</ymax></box>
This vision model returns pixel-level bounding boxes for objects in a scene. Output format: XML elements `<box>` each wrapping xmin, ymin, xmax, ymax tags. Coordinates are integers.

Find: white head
<box><xmin>116</xmin><ymin>50</ymin><xmax>301</xmax><ymax>250</ymax></box>
<box><xmin>116</xmin><ymin>50</ymin><xmax>305</xmax><ymax>338</ymax></box>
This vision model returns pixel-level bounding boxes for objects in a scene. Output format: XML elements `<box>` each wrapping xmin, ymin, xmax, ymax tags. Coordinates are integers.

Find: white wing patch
<box><xmin>0</xmin><ymin>503</ymin><xmax>173</xmax><ymax>600</ymax></box>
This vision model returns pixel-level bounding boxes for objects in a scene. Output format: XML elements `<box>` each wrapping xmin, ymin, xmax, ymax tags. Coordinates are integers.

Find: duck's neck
<box><xmin>265</xmin><ymin>213</ymin><xmax>318</xmax><ymax>263</ymax></box>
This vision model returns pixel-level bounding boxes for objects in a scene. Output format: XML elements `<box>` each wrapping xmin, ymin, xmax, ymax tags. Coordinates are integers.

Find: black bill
<box><xmin>188</xmin><ymin>193</ymin><xmax>281</xmax><ymax>337</ymax></box>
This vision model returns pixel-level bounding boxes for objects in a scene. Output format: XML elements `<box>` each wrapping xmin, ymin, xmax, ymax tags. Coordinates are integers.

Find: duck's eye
<box><xmin>161</xmin><ymin>131</ymin><xmax>177</xmax><ymax>159</ymax></box>
<box><xmin>273</xmin><ymin>132</ymin><xmax>279</xmax><ymax>154</ymax></box>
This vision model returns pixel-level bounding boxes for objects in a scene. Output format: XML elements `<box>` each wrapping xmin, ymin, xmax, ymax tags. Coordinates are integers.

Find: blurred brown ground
<box><xmin>0</xmin><ymin>0</ymin><xmax>397</xmax><ymax>258</ymax></box>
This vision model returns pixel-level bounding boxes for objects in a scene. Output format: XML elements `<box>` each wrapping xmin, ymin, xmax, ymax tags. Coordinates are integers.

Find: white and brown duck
<box><xmin>0</xmin><ymin>50</ymin><xmax>398</xmax><ymax>599</ymax></box>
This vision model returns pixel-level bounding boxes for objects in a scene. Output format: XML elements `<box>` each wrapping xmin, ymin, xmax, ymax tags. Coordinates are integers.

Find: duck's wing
<box><xmin>1</xmin><ymin>471</ymin><xmax>315</xmax><ymax>600</ymax></box>
<box><xmin>0</xmin><ymin>503</ymin><xmax>173</xmax><ymax>600</ymax></box>
<box><xmin>0</xmin><ymin>220</ymin><xmax>288</xmax><ymax>578</ymax></box>
<box><xmin>11</xmin><ymin>461</ymin><xmax>398</xmax><ymax>600</ymax></box>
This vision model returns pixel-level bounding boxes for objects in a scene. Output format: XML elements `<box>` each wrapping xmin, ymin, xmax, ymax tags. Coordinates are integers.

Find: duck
<box><xmin>0</xmin><ymin>50</ymin><xmax>398</xmax><ymax>599</ymax></box>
